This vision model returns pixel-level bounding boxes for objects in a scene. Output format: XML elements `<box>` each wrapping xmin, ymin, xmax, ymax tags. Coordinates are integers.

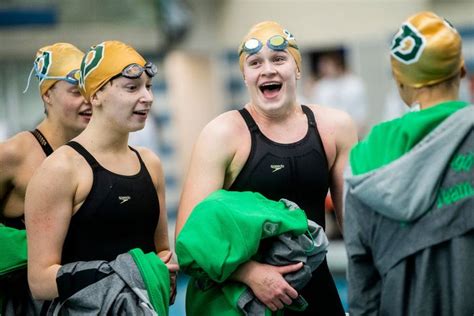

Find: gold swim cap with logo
<box><xmin>79</xmin><ymin>40</ymin><xmax>146</xmax><ymax>101</ymax></box>
<box><xmin>238</xmin><ymin>21</ymin><xmax>301</xmax><ymax>73</ymax></box>
<box><xmin>390</xmin><ymin>11</ymin><xmax>464</xmax><ymax>88</ymax></box>
<box><xmin>35</xmin><ymin>43</ymin><xmax>84</xmax><ymax>96</ymax></box>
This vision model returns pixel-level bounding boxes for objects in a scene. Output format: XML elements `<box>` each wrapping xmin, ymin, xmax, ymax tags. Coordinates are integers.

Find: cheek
<box><xmin>243</xmin><ymin>68</ymin><xmax>258</xmax><ymax>83</ymax></box>
<box><xmin>245</xmin><ymin>76</ymin><xmax>259</xmax><ymax>91</ymax></box>
<box><xmin>60</xmin><ymin>96</ymin><xmax>82</xmax><ymax>114</ymax></box>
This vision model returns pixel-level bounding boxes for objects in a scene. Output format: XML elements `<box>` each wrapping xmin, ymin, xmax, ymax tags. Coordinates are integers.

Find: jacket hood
<box><xmin>344</xmin><ymin>106</ymin><xmax>473</xmax><ymax>222</ymax></box>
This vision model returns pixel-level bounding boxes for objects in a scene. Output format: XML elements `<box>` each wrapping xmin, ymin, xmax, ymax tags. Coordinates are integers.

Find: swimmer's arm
<box><xmin>25</xmin><ymin>153</ymin><xmax>77</xmax><ymax>300</ymax></box>
<box><xmin>138</xmin><ymin>148</ymin><xmax>172</xmax><ymax>255</ymax></box>
<box><xmin>175</xmin><ymin>117</ymin><xmax>233</xmax><ymax>237</ymax></box>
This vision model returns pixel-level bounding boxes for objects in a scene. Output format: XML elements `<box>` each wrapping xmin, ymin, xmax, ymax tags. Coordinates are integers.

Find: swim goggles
<box><xmin>23</xmin><ymin>65</ymin><xmax>81</xmax><ymax>93</ymax></box>
<box><xmin>35</xmin><ymin>69</ymin><xmax>81</xmax><ymax>85</ymax></box>
<box><xmin>239</xmin><ymin>34</ymin><xmax>299</xmax><ymax>56</ymax></box>
<box><xmin>120</xmin><ymin>62</ymin><xmax>158</xmax><ymax>79</ymax></box>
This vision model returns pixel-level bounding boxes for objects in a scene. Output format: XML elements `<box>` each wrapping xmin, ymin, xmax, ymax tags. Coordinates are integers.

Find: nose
<box><xmin>262</xmin><ymin>60</ymin><xmax>276</xmax><ymax>76</ymax></box>
<box><xmin>140</xmin><ymin>86</ymin><xmax>154</xmax><ymax>104</ymax></box>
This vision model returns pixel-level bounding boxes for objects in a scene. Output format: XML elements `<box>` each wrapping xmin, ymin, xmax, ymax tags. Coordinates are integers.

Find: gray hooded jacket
<box><xmin>47</xmin><ymin>252</ymin><xmax>159</xmax><ymax>316</ymax></box>
<box><xmin>344</xmin><ymin>106</ymin><xmax>474</xmax><ymax>316</ymax></box>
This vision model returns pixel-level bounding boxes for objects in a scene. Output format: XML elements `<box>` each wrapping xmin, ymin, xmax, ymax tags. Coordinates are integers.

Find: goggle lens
<box><xmin>123</xmin><ymin>64</ymin><xmax>143</xmax><ymax>78</ymax></box>
<box><xmin>65</xmin><ymin>69</ymin><xmax>80</xmax><ymax>85</ymax></box>
<box><xmin>145</xmin><ymin>62</ymin><xmax>158</xmax><ymax>77</ymax></box>
<box><xmin>268</xmin><ymin>35</ymin><xmax>287</xmax><ymax>50</ymax></box>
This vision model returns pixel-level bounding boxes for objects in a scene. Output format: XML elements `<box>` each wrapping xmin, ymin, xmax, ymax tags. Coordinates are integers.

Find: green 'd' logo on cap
<box><xmin>391</xmin><ymin>23</ymin><xmax>426</xmax><ymax>64</ymax></box>
<box><xmin>79</xmin><ymin>43</ymin><xmax>105</xmax><ymax>90</ymax></box>
<box><xmin>35</xmin><ymin>51</ymin><xmax>52</xmax><ymax>83</ymax></box>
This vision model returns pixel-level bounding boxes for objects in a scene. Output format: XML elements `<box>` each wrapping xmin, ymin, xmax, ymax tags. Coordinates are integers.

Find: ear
<box><xmin>296</xmin><ymin>71</ymin><xmax>301</xmax><ymax>80</ymax></box>
<box><xmin>42</xmin><ymin>89</ymin><xmax>52</xmax><ymax>105</ymax></box>
<box><xmin>398</xmin><ymin>81</ymin><xmax>404</xmax><ymax>90</ymax></box>
<box><xmin>90</xmin><ymin>92</ymin><xmax>101</xmax><ymax>107</ymax></box>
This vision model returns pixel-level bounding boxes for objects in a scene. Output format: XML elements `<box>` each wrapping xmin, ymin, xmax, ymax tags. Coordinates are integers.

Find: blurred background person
<box><xmin>307</xmin><ymin>50</ymin><xmax>369</xmax><ymax>136</ymax></box>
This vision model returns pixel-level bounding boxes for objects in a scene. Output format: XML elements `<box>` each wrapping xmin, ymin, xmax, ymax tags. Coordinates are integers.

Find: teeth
<box><xmin>261</xmin><ymin>82</ymin><xmax>280</xmax><ymax>87</ymax></box>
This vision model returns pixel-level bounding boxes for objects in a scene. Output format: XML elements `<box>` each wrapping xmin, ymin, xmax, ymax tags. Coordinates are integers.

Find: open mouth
<box><xmin>79</xmin><ymin>110</ymin><xmax>92</xmax><ymax>118</ymax></box>
<box><xmin>259</xmin><ymin>82</ymin><xmax>282</xmax><ymax>98</ymax></box>
<box><xmin>133</xmin><ymin>109</ymin><xmax>149</xmax><ymax>116</ymax></box>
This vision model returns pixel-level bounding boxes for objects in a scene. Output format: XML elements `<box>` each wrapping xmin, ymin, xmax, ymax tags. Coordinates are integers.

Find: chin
<box><xmin>129</xmin><ymin>124</ymin><xmax>146</xmax><ymax>133</ymax></box>
<box><xmin>259</xmin><ymin>98</ymin><xmax>289</xmax><ymax>110</ymax></box>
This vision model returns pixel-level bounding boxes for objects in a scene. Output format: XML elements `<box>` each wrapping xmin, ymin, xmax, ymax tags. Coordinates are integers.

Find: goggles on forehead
<box><xmin>35</xmin><ymin>69</ymin><xmax>81</xmax><ymax>85</ymax></box>
<box><xmin>239</xmin><ymin>35</ymin><xmax>299</xmax><ymax>56</ymax></box>
<box><xmin>22</xmin><ymin>65</ymin><xmax>81</xmax><ymax>93</ymax></box>
<box><xmin>120</xmin><ymin>62</ymin><xmax>158</xmax><ymax>79</ymax></box>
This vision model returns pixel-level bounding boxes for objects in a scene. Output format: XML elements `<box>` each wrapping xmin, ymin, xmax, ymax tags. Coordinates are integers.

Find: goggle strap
<box><xmin>22</xmin><ymin>65</ymin><xmax>36</xmax><ymax>94</ymax></box>
<box><xmin>289</xmin><ymin>43</ymin><xmax>299</xmax><ymax>50</ymax></box>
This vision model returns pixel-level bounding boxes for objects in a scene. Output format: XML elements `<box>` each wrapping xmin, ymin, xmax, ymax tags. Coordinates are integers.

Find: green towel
<box><xmin>176</xmin><ymin>190</ymin><xmax>308</xmax><ymax>315</ymax></box>
<box><xmin>0</xmin><ymin>225</ymin><xmax>28</xmax><ymax>313</ymax></box>
<box><xmin>130</xmin><ymin>248</ymin><xmax>170</xmax><ymax>316</ymax></box>
<box><xmin>0</xmin><ymin>225</ymin><xmax>27</xmax><ymax>277</ymax></box>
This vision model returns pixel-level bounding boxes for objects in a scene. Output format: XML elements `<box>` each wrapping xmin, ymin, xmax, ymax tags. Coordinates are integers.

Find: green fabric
<box><xmin>185</xmin><ymin>280</ymin><xmax>282</xmax><ymax>316</ymax></box>
<box><xmin>185</xmin><ymin>282</ymin><xmax>241</xmax><ymax>316</ymax></box>
<box><xmin>176</xmin><ymin>190</ymin><xmax>308</xmax><ymax>316</ymax></box>
<box><xmin>129</xmin><ymin>248</ymin><xmax>170</xmax><ymax>316</ymax></box>
<box><xmin>0</xmin><ymin>225</ymin><xmax>28</xmax><ymax>314</ymax></box>
<box><xmin>0</xmin><ymin>225</ymin><xmax>27</xmax><ymax>277</ymax></box>
<box><xmin>350</xmin><ymin>101</ymin><xmax>469</xmax><ymax>175</ymax></box>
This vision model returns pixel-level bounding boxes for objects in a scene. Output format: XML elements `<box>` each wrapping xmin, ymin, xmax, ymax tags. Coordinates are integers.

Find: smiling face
<box><xmin>243</xmin><ymin>45</ymin><xmax>300</xmax><ymax>112</ymax></box>
<box><xmin>43</xmin><ymin>80</ymin><xmax>91</xmax><ymax>134</ymax></box>
<box><xmin>92</xmin><ymin>72</ymin><xmax>153</xmax><ymax>133</ymax></box>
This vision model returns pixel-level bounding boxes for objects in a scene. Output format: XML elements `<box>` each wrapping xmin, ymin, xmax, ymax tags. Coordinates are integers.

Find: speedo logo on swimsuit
<box><xmin>270</xmin><ymin>164</ymin><xmax>285</xmax><ymax>173</ymax></box>
<box><xmin>118</xmin><ymin>196</ymin><xmax>131</xmax><ymax>204</ymax></box>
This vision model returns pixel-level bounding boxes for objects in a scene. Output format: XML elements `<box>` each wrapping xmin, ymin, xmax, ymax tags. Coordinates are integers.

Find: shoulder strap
<box><xmin>128</xmin><ymin>146</ymin><xmax>146</xmax><ymax>168</ymax></box>
<box><xmin>238</xmin><ymin>108</ymin><xmax>259</xmax><ymax>132</ymax></box>
<box><xmin>30</xmin><ymin>129</ymin><xmax>54</xmax><ymax>156</ymax></box>
<box><xmin>301</xmin><ymin>105</ymin><xmax>316</xmax><ymax>128</ymax></box>
<box><xmin>66</xmin><ymin>141</ymin><xmax>101</xmax><ymax>169</ymax></box>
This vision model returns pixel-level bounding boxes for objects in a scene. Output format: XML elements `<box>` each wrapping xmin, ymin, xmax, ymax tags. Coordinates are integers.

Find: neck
<box><xmin>76</xmin><ymin>118</ymin><xmax>130</xmax><ymax>154</ymax></box>
<box><xmin>248</xmin><ymin>101</ymin><xmax>301</xmax><ymax>123</ymax></box>
<box><xmin>415</xmin><ymin>85</ymin><xmax>460</xmax><ymax>110</ymax></box>
<box><xmin>36</xmin><ymin>119</ymin><xmax>80</xmax><ymax>150</ymax></box>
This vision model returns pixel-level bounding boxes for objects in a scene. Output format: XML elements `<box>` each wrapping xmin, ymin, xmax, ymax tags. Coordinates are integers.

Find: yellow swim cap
<box><xmin>238</xmin><ymin>21</ymin><xmax>301</xmax><ymax>73</ymax></box>
<box><xmin>34</xmin><ymin>43</ymin><xmax>84</xmax><ymax>96</ymax></box>
<box><xmin>390</xmin><ymin>11</ymin><xmax>464</xmax><ymax>88</ymax></box>
<box><xmin>79</xmin><ymin>40</ymin><xmax>146</xmax><ymax>101</ymax></box>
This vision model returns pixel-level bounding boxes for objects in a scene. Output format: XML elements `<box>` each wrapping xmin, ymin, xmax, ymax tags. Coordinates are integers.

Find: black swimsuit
<box><xmin>62</xmin><ymin>141</ymin><xmax>159</xmax><ymax>263</ymax></box>
<box><xmin>229</xmin><ymin>105</ymin><xmax>345</xmax><ymax>316</ymax></box>
<box><xmin>1</xmin><ymin>129</ymin><xmax>53</xmax><ymax>229</ymax></box>
<box><xmin>30</xmin><ymin>128</ymin><xmax>54</xmax><ymax>156</ymax></box>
